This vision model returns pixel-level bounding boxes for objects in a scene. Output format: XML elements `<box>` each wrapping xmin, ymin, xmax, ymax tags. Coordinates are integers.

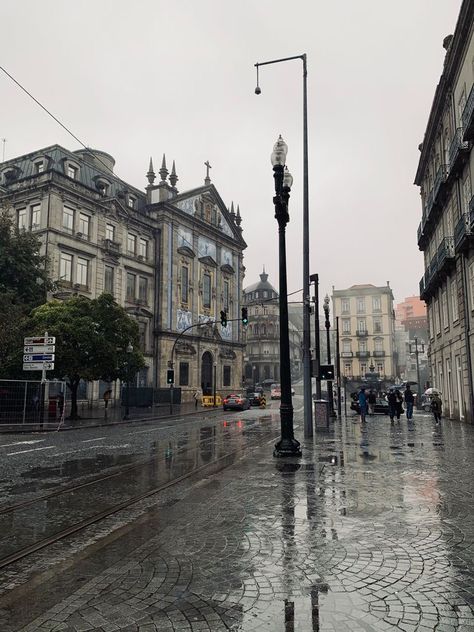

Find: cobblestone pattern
<box><xmin>15</xmin><ymin>415</ymin><xmax>474</xmax><ymax>631</ymax></box>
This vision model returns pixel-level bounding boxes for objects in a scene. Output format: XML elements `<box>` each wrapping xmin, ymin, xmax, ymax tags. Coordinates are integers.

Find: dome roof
<box><xmin>244</xmin><ymin>267</ymin><xmax>278</xmax><ymax>297</ymax></box>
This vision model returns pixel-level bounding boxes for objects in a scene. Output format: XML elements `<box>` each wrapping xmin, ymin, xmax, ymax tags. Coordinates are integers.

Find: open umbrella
<box><xmin>425</xmin><ymin>387</ymin><xmax>441</xmax><ymax>395</ymax></box>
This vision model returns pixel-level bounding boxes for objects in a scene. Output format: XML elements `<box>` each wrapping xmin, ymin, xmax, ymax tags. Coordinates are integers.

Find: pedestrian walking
<box><xmin>387</xmin><ymin>388</ymin><xmax>397</xmax><ymax>422</ymax></box>
<box><xmin>193</xmin><ymin>388</ymin><xmax>201</xmax><ymax>409</ymax></box>
<box><xmin>431</xmin><ymin>392</ymin><xmax>442</xmax><ymax>423</ymax></box>
<box><xmin>367</xmin><ymin>389</ymin><xmax>376</xmax><ymax>415</ymax></box>
<box><xmin>103</xmin><ymin>388</ymin><xmax>112</xmax><ymax>410</ymax></box>
<box><xmin>404</xmin><ymin>384</ymin><xmax>414</xmax><ymax>420</ymax></box>
<box><xmin>358</xmin><ymin>387</ymin><xmax>368</xmax><ymax>423</ymax></box>
<box><xmin>395</xmin><ymin>389</ymin><xmax>403</xmax><ymax>420</ymax></box>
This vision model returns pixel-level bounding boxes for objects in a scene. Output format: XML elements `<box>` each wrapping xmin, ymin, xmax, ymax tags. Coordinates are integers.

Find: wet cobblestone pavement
<box><xmin>5</xmin><ymin>411</ymin><xmax>474</xmax><ymax>631</ymax></box>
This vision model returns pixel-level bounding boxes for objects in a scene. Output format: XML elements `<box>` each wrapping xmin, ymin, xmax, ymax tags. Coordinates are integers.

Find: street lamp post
<box><xmin>255</xmin><ymin>53</ymin><xmax>312</xmax><ymax>440</ymax></box>
<box><xmin>323</xmin><ymin>294</ymin><xmax>335</xmax><ymax>417</ymax></box>
<box><xmin>124</xmin><ymin>342</ymin><xmax>133</xmax><ymax>420</ymax></box>
<box><xmin>410</xmin><ymin>337</ymin><xmax>425</xmax><ymax>409</ymax></box>
<box><xmin>335</xmin><ymin>316</ymin><xmax>342</xmax><ymax>417</ymax></box>
<box><xmin>271</xmin><ymin>135</ymin><xmax>302</xmax><ymax>458</ymax></box>
<box><xmin>213</xmin><ymin>361</ymin><xmax>217</xmax><ymax>408</ymax></box>
<box><xmin>310</xmin><ymin>273</ymin><xmax>321</xmax><ymax>400</ymax></box>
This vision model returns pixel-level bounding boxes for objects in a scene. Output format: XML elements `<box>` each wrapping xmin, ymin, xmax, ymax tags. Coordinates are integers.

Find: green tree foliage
<box><xmin>0</xmin><ymin>210</ymin><xmax>52</xmax><ymax>377</ymax></box>
<box><xmin>30</xmin><ymin>294</ymin><xmax>145</xmax><ymax>419</ymax></box>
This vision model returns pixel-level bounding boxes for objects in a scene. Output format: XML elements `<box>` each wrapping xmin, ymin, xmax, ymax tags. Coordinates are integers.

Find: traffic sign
<box><xmin>24</xmin><ymin>336</ymin><xmax>56</xmax><ymax>345</ymax></box>
<box><xmin>23</xmin><ymin>354</ymin><xmax>55</xmax><ymax>363</ymax></box>
<box><xmin>23</xmin><ymin>344</ymin><xmax>55</xmax><ymax>354</ymax></box>
<box><xmin>23</xmin><ymin>362</ymin><xmax>54</xmax><ymax>371</ymax></box>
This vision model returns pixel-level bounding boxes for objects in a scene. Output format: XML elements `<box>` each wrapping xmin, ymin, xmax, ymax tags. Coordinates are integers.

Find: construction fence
<box><xmin>0</xmin><ymin>379</ymin><xmax>67</xmax><ymax>429</ymax></box>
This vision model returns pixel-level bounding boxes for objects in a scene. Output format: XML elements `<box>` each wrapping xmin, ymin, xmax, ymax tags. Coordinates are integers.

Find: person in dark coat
<box><xmin>394</xmin><ymin>389</ymin><xmax>403</xmax><ymax>420</ymax></box>
<box><xmin>387</xmin><ymin>388</ymin><xmax>397</xmax><ymax>422</ymax></box>
<box><xmin>404</xmin><ymin>385</ymin><xmax>415</xmax><ymax>420</ymax></box>
<box><xmin>367</xmin><ymin>390</ymin><xmax>377</xmax><ymax>415</ymax></box>
<box><xmin>358</xmin><ymin>387</ymin><xmax>368</xmax><ymax>423</ymax></box>
<box><xmin>431</xmin><ymin>392</ymin><xmax>442</xmax><ymax>423</ymax></box>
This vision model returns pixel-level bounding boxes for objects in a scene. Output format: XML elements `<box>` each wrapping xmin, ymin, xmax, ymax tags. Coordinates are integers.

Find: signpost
<box><xmin>23</xmin><ymin>362</ymin><xmax>55</xmax><ymax>371</ymax></box>
<box><xmin>23</xmin><ymin>332</ymin><xmax>56</xmax><ymax>380</ymax></box>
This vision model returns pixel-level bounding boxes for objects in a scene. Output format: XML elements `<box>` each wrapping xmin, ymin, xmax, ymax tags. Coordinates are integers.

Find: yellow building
<box><xmin>332</xmin><ymin>283</ymin><xmax>396</xmax><ymax>381</ymax></box>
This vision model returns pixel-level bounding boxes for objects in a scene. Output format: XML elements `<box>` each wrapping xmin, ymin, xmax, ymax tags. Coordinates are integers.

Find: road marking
<box><xmin>81</xmin><ymin>437</ymin><xmax>106</xmax><ymax>443</ymax></box>
<box><xmin>7</xmin><ymin>446</ymin><xmax>55</xmax><ymax>456</ymax></box>
<box><xmin>0</xmin><ymin>439</ymin><xmax>45</xmax><ymax>448</ymax></box>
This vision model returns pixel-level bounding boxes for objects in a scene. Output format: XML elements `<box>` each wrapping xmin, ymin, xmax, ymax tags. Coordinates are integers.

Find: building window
<box><xmin>59</xmin><ymin>252</ymin><xmax>72</xmax><ymax>282</ymax></box>
<box><xmin>126</xmin><ymin>272</ymin><xmax>136</xmax><ymax>300</ymax></box>
<box><xmin>357</xmin><ymin>318</ymin><xmax>366</xmax><ymax>333</ymax></box>
<box><xmin>344</xmin><ymin>362</ymin><xmax>352</xmax><ymax>376</ymax></box>
<box><xmin>372</xmin><ymin>296</ymin><xmax>381</xmax><ymax>312</ymax></box>
<box><xmin>76</xmin><ymin>257</ymin><xmax>88</xmax><ymax>287</ymax></box>
<box><xmin>435</xmin><ymin>298</ymin><xmax>441</xmax><ymax>334</ymax></box>
<box><xmin>223</xmin><ymin>365</ymin><xmax>231</xmax><ymax>386</ymax></box>
<box><xmin>342</xmin><ymin>340</ymin><xmax>351</xmax><ymax>353</ymax></box>
<box><xmin>17</xmin><ymin>208</ymin><xmax>27</xmax><ymax>230</ymax></box>
<box><xmin>374</xmin><ymin>338</ymin><xmax>383</xmax><ymax>352</ymax></box>
<box><xmin>78</xmin><ymin>213</ymin><xmax>90</xmax><ymax>237</ymax></box>
<box><xmin>469</xmin><ymin>262</ymin><xmax>474</xmax><ymax>311</ymax></box>
<box><xmin>138</xmin><ymin>276</ymin><xmax>148</xmax><ymax>303</ymax></box>
<box><xmin>31</xmin><ymin>204</ymin><xmax>41</xmax><ymax>230</ymax></box>
<box><xmin>203</xmin><ymin>273</ymin><xmax>211</xmax><ymax>308</ymax></box>
<box><xmin>341</xmin><ymin>299</ymin><xmax>350</xmax><ymax>314</ymax></box>
<box><xmin>181</xmin><ymin>266</ymin><xmax>188</xmax><ymax>303</ymax></box>
<box><xmin>179</xmin><ymin>362</ymin><xmax>189</xmax><ymax>386</ymax></box>
<box><xmin>106</xmin><ymin>224</ymin><xmax>115</xmax><ymax>241</ymax></box>
<box><xmin>104</xmin><ymin>265</ymin><xmax>114</xmax><ymax>295</ymax></box>
<box><xmin>138</xmin><ymin>321</ymin><xmax>147</xmax><ymax>353</ymax></box>
<box><xmin>342</xmin><ymin>319</ymin><xmax>351</xmax><ymax>334</ymax></box>
<box><xmin>127</xmin><ymin>233</ymin><xmax>136</xmax><ymax>255</ymax></box>
<box><xmin>35</xmin><ymin>162</ymin><xmax>44</xmax><ymax>174</ymax></box>
<box><xmin>128</xmin><ymin>195</ymin><xmax>136</xmax><ymax>209</ymax></box>
<box><xmin>356</xmin><ymin>297</ymin><xmax>365</xmax><ymax>313</ymax></box>
<box><xmin>63</xmin><ymin>206</ymin><xmax>74</xmax><ymax>232</ymax></box>
<box><xmin>373</xmin><ymin>318</ymin><xmax>382</xmax><ymax>334</ymax></box>
<box><xmin>360</xmin><ymin>363</ymin><xmax>367</xmax><ymax>375</ymax></box>
<box><xmin>67</xmin><ymin>165</ymin><xmax>78</xmax><ymax>179</ymax></box>
<box><xmin>451</xmin><ymin>276</ymin><xmax>459</xmax><ymax>321</ymax></box>
<box><xmin>139</xmin><ymin>238</ymin><xmax>148</xmax><ymax>259</ymax></box>
<box><xmin>376</xmin><ymin>362</ymin><xmax>384</xmax><ymax>374</ymax></box>
<box><xmin>224</xmin><ymin>280</ymin><xmax>229</xmax><ymax>312</ymax></box>
<box><xmin>441</xmin><ymin>289</ymin><xmax>449</xmax><ymax>329</ymax></box>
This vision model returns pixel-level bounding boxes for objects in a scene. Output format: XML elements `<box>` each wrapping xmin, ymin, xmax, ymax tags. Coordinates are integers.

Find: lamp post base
<box><xmin>273</xmin><ymin>437</ymin><xmax>302</xmax><ymax>458</ymax></box>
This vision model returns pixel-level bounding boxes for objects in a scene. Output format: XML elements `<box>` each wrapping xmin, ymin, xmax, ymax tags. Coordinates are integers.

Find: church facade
<box><xmin>0</xmin><ymin>145</ymin><xmax>246</xmax><ymax>401</ymax></box>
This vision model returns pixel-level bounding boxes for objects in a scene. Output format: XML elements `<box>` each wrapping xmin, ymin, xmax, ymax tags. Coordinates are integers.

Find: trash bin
<box><xmin>314</xmin><ymin>399</ymin><xmax>329</xmax><ymax>430</ymax></box>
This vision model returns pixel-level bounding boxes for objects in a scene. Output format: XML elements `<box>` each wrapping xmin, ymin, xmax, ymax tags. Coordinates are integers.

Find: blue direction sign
<box><xmin>23</xmin><ymin>354</ymin><xmax>55</xmax><ymax>362</ymax></box>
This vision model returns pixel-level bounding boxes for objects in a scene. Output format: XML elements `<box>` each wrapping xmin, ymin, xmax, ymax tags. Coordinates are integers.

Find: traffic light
<box><xmin>241</xmin><ymin>307</ymin><xmax>248</xmax><ymax>325</ymax></box>
<box><xmin>220</xmin><ymin>310</ymin><xmax>227</xmax><ymax>328</ymax></box>
<box><xmin>166</xmin><ymin>369</ymin><xmax>174</xmax><ymax>384</ymax></box>
<box><xmin>319</xmin><ymin>365</ymin><xmax>334</xmax><ymax>380</ymax></box>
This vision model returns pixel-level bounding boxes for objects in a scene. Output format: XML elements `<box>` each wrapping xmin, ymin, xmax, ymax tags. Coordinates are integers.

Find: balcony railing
<box><xmin>103</xmin><ymin>238</ymin><xmax>121</xmax><ymax>253</ymax></box>
<box><xmin>341</xmin><ymin>351</ymin><xmax>353</xmax><ymax>358</ymax></box>
<box><xmin>419</xmin><ymin>275</ymin><xmax>425</xmax><ymax>299</ymax></box>
<box><xmin>355</xmin><ymin>330</ymin><xmax>368</xmax><ymax>337</ymax></box>
<box><xmin>432</xmin><ymin>164</ymin><xmax>448</xmax><ymax>205</ymax></box>
<box><xmin>356</xmin><ymin>351</ymin><xmax>370</xmax><ymax>358</ymax></box>
<box><xmin>373</xmin><ymin>350</ymin><xmax>385</xmax><ymax>357</ymax></box>
<box><xmin>436</xmin><ymin>236</ymin><xmax>455</xmax><ymax>273</ymax></box>
<box><xmin>448</xmin><ymin>128</ymin><xmax>469</xmax><ymax>175</ymax></box>
<box><xmin>462</xmin><ymin>84</ymin><xmax>474</xmax><ymax>140</ymax></box>
<box><xmin>454</xmin><ymin>213</ymin><xmax>472</xmax><ymax>252</ymax></box>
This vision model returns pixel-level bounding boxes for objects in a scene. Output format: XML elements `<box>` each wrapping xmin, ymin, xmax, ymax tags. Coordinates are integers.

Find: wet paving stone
<box><xmin>4</xmin><ymin>412</ymin><xmax>474</xmax><ymax>630</ymax></box>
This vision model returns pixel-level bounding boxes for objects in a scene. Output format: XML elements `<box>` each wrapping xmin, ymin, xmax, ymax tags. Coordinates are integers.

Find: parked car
<box><xmin>351</xmin><ymin>397</ymin><xmax>389</xmax><ymax>415</ymax></box>
<box><xmin>223</xmin><ymin>393</ymin><xmax>250</xmax><ymax>411</ymax></box>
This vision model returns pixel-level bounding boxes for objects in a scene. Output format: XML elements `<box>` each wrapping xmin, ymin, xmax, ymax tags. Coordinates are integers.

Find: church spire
<box><xmin>260</xmin><ymin>266</ymin><xmax>268</xmax><ymax>283</ymax></box>
<box><xmin>230</xmin><ymin>201</ymin><xmax>236</xmax><ymax>222</ymax></box>
<box><xmin>236</xmin><ymin>204</ymin><xmax>242</xmax><ymax>227</ymax></box>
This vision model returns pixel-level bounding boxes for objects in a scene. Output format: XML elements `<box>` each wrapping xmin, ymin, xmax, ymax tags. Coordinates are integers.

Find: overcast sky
<box><xmin>0</xmin><ymin>0</ymin><xmax>462</xmax><ymax>306</ymax></box>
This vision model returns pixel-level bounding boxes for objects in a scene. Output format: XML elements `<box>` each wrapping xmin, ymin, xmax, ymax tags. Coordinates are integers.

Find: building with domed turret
<box><xmin>0</xmin><ymin>145</ymin><xmax>247</xmax><ymax>403</ymax></box>
<box><xmin>243</xmin><ymin>269</ymin><xmax>302</xmax><ymax>385</ymax></box>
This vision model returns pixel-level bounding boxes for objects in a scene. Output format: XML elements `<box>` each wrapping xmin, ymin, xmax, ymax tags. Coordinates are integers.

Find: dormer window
<box><xmin>128</xmin><ymin>195</ymin><xmax>136</xmax><ymax>209</ymax></box>
<box><xmin>67</xmin><ymin>165</ymin><xmax>78</xmax><ymax>179</ymax></box>
<box><xmin>94</xmin><ymin>176</ymin><xmax>110</xmax><ymax>196</ymax></box>
<box><xmin>35</xmin><ymin>162</ymin><xmax>45</xmax><ymax>174</ymax></box>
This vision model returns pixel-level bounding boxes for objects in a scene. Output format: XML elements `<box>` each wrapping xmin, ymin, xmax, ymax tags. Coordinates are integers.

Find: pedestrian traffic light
<box><xmin>241</xmin><ymin>307</ymin><xmax>248</xmax><ymax>325</ymax></box>
<box><xmin>319</xmin><ymin>365</ymin><xmax>334</xmax><ymax>380</ymax></box>
<box><xmin>220</xmin><ymin>310</ymin><xmax>227</xmax><ymax>328</ymax></box>
<box><xmin>166</xmin><ymin>369</ymin><xmax>174</xmax><ymax>384</ymax></box>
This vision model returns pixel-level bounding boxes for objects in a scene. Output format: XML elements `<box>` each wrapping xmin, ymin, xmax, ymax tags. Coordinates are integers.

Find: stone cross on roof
<box><xmin>204</xmin><ymin>160</ymin><xmax>212</xmax><ymax>185</ymax></box>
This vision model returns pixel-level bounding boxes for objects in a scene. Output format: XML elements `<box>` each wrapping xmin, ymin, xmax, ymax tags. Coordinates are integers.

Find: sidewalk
<box><xmin>6</xmin><ymin>412</ymin><xmax>474</xmax><ymax>631</ymax></box>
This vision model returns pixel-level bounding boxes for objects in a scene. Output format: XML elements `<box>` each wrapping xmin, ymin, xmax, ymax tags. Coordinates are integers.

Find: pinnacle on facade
<box><xmin>230</xmin><ymin>201</ymin><xmax>236</xmax><ymax>222</ymax></box>
<box><xmin>169</xmin><ymin>160</ymin><xmax>178</xmax><ymax>190</ymax></box>
<box><xmin>146</xmin><ymin>156</ymin><xmax>155</xmax><ymax>185</ymax></box>
<box><xmin>159</xmin><ymin>154</ymin><xmax>168</xmax><ymax>183</ymax></box>
<box><xmin>236</xmin><ymin>204</ymin><xmax>242</xmax><ymax>227</ymax></box>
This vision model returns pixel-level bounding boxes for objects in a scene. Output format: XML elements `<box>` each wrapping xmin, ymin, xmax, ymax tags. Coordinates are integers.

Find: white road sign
<box><xmin>24</xmin><ymin>336</ymin><xmax>56</xmax><ymax>345</ymax></box>
<box><xmin>23</xmin><ymin>362</ymin><xmax>55</xmax><ymax>371</ymax></box>
<box><xmin>23</xmin><ymin>344</ymin><xmax>56</xmax><ymax>354</ymax></box>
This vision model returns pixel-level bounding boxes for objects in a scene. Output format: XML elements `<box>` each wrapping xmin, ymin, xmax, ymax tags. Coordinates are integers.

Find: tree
<box><xmin>30</xmin><ymin>294</ymin><xmax>145</xmax><ymax>419</ymax></box>
<box><xmin>0</xmin><ymin>211</ymin><xmax>53</xmax><ymax>377</ymax></box>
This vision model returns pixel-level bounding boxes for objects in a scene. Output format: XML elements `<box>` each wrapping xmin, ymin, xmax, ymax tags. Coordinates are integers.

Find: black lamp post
<box><xmin>323</xmin><ymin>294</ymin><xmax>335</xmax><ymax>416</ymax></box>
<box><xmin>271</xmin><ymin>135</ymin><xmax>302</xmax><ymax>458</ymax></box>
<box><xmin>124</xmin><ymin>342</ymin><xmax>133</xmax><ymax>420</ymax></box>
<box><xmin>213</xmin><ymin>361</ymin><xmax>217</xmax><ymax>408</ymax></box>
<box><xmin>409</xmin><ymin>337</ymin><xmax>425</xmax><ymax>409</ymax></box>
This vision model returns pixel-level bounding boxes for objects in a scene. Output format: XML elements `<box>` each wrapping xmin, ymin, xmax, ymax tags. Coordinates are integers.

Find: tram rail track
<box><xmin>0</xmin><ymin>419</ymin><xmax>280</xmax><ymax>571</ymax></box>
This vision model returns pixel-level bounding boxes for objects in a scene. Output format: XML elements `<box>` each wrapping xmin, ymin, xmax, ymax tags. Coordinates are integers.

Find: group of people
<box><xmin>358</xmin><ymin>385</ymin><xmax>442</xmax><ymax>424</ymax></box>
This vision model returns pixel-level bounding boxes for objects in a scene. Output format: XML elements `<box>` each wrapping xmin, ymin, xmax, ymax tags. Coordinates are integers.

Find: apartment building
<box><xmin>0</xmin><ymin>146</ymin><xmax>247</xmax><ymax>400</ymax></box>
<box><xmin>415</xmin><ymin>0</ymin><xmax>474</xmax><ymax>422</ymax></box>
<box><xmin>332</xmin><ymin>283</ymin><xmax>396</xmax><ymax>381</ymax></box>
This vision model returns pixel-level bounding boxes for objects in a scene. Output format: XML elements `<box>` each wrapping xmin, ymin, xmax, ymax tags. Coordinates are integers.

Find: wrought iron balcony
<box><xmin>356</xmin><ymin>330</ymin><xmax>368</xmax><ymax>337</ymax></box>
<box><xmin>432</xmin><ymin>164</ymin><xmax>448</xmax><ymax>206</ymax></box>
<box><xmin>436</xmin><ymin>236</ymin><xmax>455</xmax><ymax>274</ymax></box>
<box><xmin>462</xmin><ymin>84</ymin><xmax>474</xmax><ymax>141</ymax></box>
<box><xmin>103</xmin><ymin>238</ymin><xmax>121</xmax><ymax>253</ymax></box>
<box><xmin>419</xmin><ymin>274</ymin><xmax>425</xmax><ymax>299</ymax></box>
<box><xmin>454</xmin><ymin>213</ymin><xmax>473</xmax><ymax>252</ymax></box>
<box><xmin>373</xmin><ymin>350</ymin><xmax>385</xmax><ymax>357</ymax></box>
<box><xmin>356</xmin><ymin>351</ymin><xmax>370</xmax><ymax>358</ymax></box>
<box><xmin>448</xmin><ymin>128</ymin><xmax>469</xmax><ymax>176</ymax></box>
<box><xmin>341</xmin><ymin>351</ymin><xmax>353</xmax><ymax>358</ymax></box>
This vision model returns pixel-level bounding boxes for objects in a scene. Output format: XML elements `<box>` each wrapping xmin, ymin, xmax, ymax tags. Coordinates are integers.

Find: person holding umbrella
<box><xmin>431</xmin><ymin>391</ymin><xmax>442</xmax><ymax>424</ymax></box>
